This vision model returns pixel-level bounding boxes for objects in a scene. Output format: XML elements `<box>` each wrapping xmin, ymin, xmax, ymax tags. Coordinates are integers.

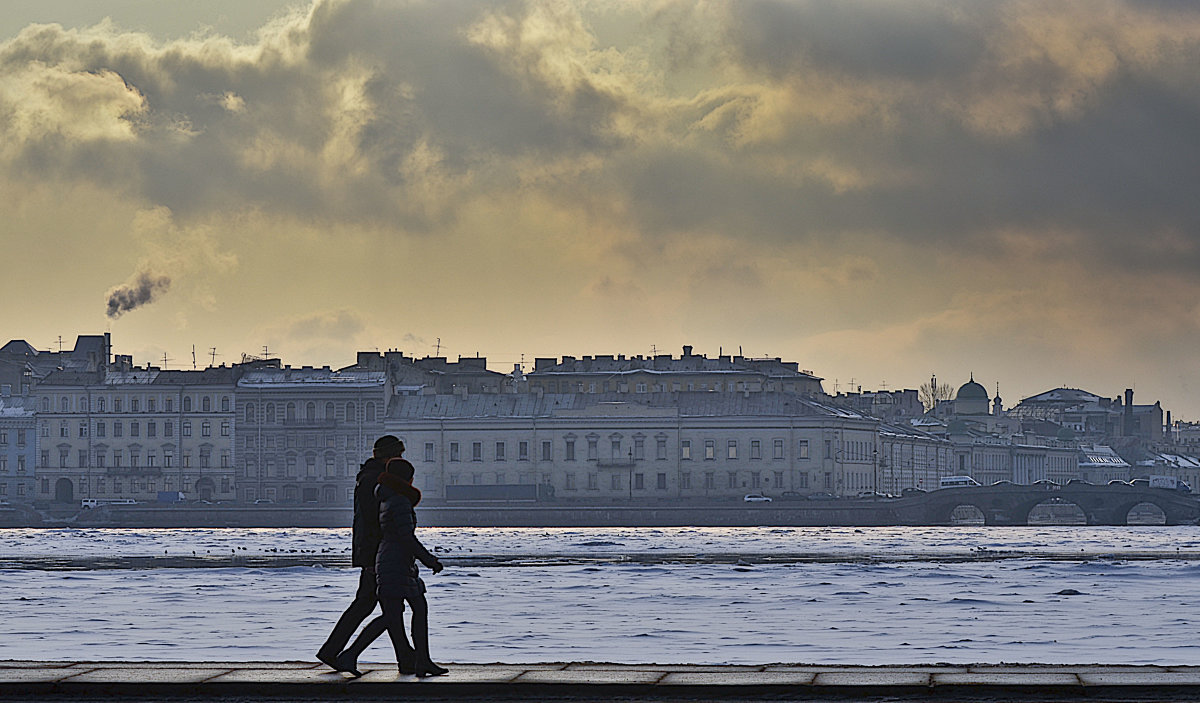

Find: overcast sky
<box><xmin>3</xmin><ymin>0</ymin><xmax>1200</xmax><ymax>418</ymax></box>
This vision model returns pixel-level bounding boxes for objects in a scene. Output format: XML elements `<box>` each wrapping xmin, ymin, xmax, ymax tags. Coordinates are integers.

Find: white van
<box><xmin>938</xmin><ymin>476</ymin><xmax>981</xmax><ymax>489</ymax></box>
<box><xmin>80</xmin><ymin>499</ymin><xmax>99</xmax><ymax>509</ymax></box>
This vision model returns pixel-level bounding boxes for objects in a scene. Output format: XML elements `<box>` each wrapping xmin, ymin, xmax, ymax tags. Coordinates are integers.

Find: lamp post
<box><xmin>628</xmin><ymin>447</ymin><xmax>634</xmax><ymax>502</ymax></box>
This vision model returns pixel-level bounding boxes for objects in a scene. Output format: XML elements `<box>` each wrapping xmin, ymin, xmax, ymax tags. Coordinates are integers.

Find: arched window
<box><xmin>306</xmin><ymin>402</ymin><xmax>316</xmax><ymax>420</ymax></box>
<box><xmin>286</xmin><ymin>402</ymin><xmax>296</xmax><ymax>421</ymax></box>
<box><xmin>365</xmin><ymin>402</ymin><xmax>376</xmax><ymax>423</ymax></box>
<box><xmin>79</xmin><ymin>396</ymin><xmax>88</xmax><ymax>412</ymax></box>
<box><xmin>345</xmin><ymin>403</ymin><xmax>356</xmax><ymax>423</ymax></box>
<box><xmin>245</xmin><ymin>404</ymin><xmax>255</xmax><ymax>423</ymax></box>
<box><xmin>325</xmin><ymin>402</ymin><xmax>335</xmax><ymax>420</ymax></box>
<box><xmin>183</xmin><ymin>396</ymin><xmax>192</xmax><ymax>413</ymax></box>
<box><xmin>221</xmin><ymin>396</ymin><xmax>230</xmax><ymax>412</ymax></box>
<box><xmin>202</xmin><ymin>396</ymin><xmax>211</xmax><ymax>413</ymax></box>
<box><xmin>265</xmin><ymin>404</ymin><xmax>276</xmax><ymax>424</ymax></box>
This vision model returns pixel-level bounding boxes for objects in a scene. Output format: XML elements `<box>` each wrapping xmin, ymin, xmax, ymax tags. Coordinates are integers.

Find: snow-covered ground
<box><xmin>4</xmin><ymin>527</ymin><xmax>1200</xmax><ymax>664</ymax></box>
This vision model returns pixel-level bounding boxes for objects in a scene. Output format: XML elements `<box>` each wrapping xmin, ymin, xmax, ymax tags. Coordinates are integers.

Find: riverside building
<box><xmin>383</xmin><ymin>391</ymin><xmax>951</xmax><ymax>501</ymax></box>
<box><xmin>235</xmin><ymin>363</ymin><xmax>387</xmax><ymax>505</ymax></box>
<box><xmin>31</xmin><ymin>362</ymin><xmax>237</xmax><ymax>504</ymax></box>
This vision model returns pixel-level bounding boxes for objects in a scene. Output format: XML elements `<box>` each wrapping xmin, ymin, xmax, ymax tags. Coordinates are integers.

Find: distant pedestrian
<box><xmin>376</xmin><ymin>456</ymin><xmax>448</xmax><ymax>676</ymax></box>
<box><xmin>317</xmin><ymin>435</ymin><xmax>413</xmax><ymax>676</ymax></box>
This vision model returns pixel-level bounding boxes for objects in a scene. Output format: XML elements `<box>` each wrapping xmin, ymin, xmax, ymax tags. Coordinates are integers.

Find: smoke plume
<box><xmin>105</xmin><ymin>271</ymin><xmax>172</xmax><ymax>318</ymax></box>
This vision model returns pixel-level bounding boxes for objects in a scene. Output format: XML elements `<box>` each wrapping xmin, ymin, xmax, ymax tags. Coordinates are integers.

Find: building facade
<box><xmin>32</xmin><ymin>366</ymin><xmax>237</xmax><ymax>504</ymax></box>
<box><xmin>0</xmin><ymin>395</ymin><xmax>36</xmax><ymax>501</ymax></box>
<box><xmin>235</xmin><ymin>364</ymin><xmax>387</xmax><ymax>505</ymax></box>
<box><xmin>383</xmin><ymin>391</ymin><xmax>959</xmax><ymax>501</ymax></box>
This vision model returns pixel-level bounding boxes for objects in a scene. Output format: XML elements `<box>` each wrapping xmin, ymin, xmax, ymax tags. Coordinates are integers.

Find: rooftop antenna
<box><xmin>435</xmin><ymin>338</ymin><xmax>441</xmax><ymax>356</ymax></box>
<box><xmin>880</xmin><ymin>380</ymin><xmax>889</xmax><ymax>390</ymax></box>
<box><xmin>262</xmin><ymin>345</ymin><xmax>269</xmax><ymax>358</ymax></box>
<box><xmin>161</xmin><ymin>352</ymin><xmax>173</xmax><ymax>368</ymax></box>
<box><xmin>191</xmin><ymin>345</ymin><xmax>197</xmax><ymax>370</ymax></box>
<box><xmin>209</xmin><ymin>347</ymin><xmax>218</xmax><ymax>367</ymax></box>
<box><xmin>56</xmin><ymin>336</ymin><xmax>64</xmax><ymax>353</ymax></box>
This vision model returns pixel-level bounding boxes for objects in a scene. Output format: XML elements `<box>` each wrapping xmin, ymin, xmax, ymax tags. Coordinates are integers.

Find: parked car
<box><xmin>743</xmin><ymin>493</ymin><xmax>772</xmax><ymax>503</ymax></box>
<box><xmin>1032</xmin><ymin>479</ymin><xmax>1061</xmax><ymax>488</ymax></box>
<box><xmin>900</xmin><ymin>487</ymin><xmax>927</xmax><ymax>496</ymax></box>
<box><xmin>990</xmin><ymin>480</ymin><xmax>1014</xmax><ymax>486</ymax></box>
<box><xmin>1065</xmin><ymin>479</ymin><xmax>1093</xmax><ymax>486</ymax></box>
<box><xmin>806</xmin><ymin>492</ymin><xmax>837</xmax><ymax>501</ymax></box>
<box><xmin>778</xmin><ymin>491</ymin><xmax>806</xmax><ymax>501</ymax></box>
<box><xmin>1130</xmin><ymin>478</ymin><xmax>1150</xmax><ymax>487</ymax></box>
<box><xmin>1107</xmin><ymin>479</ymin><xmax>1130</xmax><ymax>486</ymax></box>
<box><xmin>253</xmin><ymin>499</ymin><xmax>275</xmax><ymax>505</ymax></box>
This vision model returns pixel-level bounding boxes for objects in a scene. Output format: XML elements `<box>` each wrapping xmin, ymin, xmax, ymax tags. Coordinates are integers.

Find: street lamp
<box><xmin>628</xmin><ymin>447</ymin><xmax>634</xmax><ymax>502</ymax></box>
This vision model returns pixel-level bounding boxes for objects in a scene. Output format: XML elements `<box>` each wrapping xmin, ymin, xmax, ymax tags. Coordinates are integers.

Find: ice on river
<box><xmin>3</xmin><ymin>527</ymin><xmax>1200</xmax><ymax>665</ymax></box>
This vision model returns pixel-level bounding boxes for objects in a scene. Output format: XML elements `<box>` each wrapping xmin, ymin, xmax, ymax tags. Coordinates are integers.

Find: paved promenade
<box><xmin>5</xmin><ymin>661</ymin><xmax>1200</xmax><ymax>700</ymax></box>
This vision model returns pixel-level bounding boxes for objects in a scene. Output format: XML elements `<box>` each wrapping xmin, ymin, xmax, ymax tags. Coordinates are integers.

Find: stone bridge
<box><xmin>889</xmin><ymin>483</ymin><xmax>1200</xmax><ymax>526</ymax></box>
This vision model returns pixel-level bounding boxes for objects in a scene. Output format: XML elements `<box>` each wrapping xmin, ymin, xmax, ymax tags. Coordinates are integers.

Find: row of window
<box><xmin>45</xmin><ymin>395</ymin><xmax>231</xmax><ymax>414</ymax></box>
<box><xmin>411</xmin><ymin>437</ymin><xmax>814</xmax><ymax>463</ymax></box>
<box><xmin>0</xmin><ymin>455</ymin><xmax>28</xmax><ymax>473</ymax></box>
<box><xmin>244</xmin><ymin>456</ymin><xmax>353</xmax><ymax>479</ymax></box>
<box><xmin>0</xmin><ymin>482</ymin><xmax>27</xmax><ymax>496</ymax></box>
<box><xmin>43</xmin><ymin>476</ymin><xmax>223</xmax><ymax>494</ymax></box>
<box><xmin>48</xmin><ymin>449</ymin><xmax>226</xmax><ymax>469</ymax></box>
<box><xmin>446</xmin><ymin>469</ymin><xmax>810</xmax><ymax>491</ymax></box>
<box><xmin>535</xmin><ymin>380</ymin><xmax>759</xmax><ymax>393</ymax></box>
<box><xmin>0</xmin><ymin>430</ymin><xmax>28</xmax><ymax>446</ymax></box>
<box><xmin>57</xmin><ymin>420</ymin><xmax>229</xmax><ymax>439</ymax></box>
<box><xmin>242</xmin><ymin>402</ymin><xmax>378</xmax><ymax>424</ymax></box>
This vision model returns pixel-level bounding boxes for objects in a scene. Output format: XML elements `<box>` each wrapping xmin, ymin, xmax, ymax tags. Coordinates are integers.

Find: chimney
<box><xmin>1123</xmin><ymin>388</ymin><xmax>1134</xmax><ymax>436</ymax></box>
<box><xmin>682</xmin><ymin>345</ymin><xmax>693</xmax><ymax>357</ymax></box>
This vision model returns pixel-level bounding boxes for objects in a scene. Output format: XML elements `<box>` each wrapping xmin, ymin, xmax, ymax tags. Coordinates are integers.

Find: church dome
<box><xmin>956</xmin><ymin>376</ymin><xmax>989</xmax><ymax>402</ymax></box>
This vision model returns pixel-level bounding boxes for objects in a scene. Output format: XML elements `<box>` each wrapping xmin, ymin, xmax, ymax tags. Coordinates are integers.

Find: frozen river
<box><xmin>4</xmin><ymin>526</ymin><xmax>1200</xmax><ymax>665</ymax></box>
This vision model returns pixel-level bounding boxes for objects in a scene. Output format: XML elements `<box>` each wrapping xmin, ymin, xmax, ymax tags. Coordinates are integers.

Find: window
<box><xmin>202</xmin><ymin>421</ymin><xmax>211</xmax><ymax>437</ymax></box>
<box><xmin>634</xmin><ymin>437</ymin><xmax>645</xmax><ymax>461</ymax></box>
<box><xmin>565</xmin><ymin>440</ymin><xmax>575</xmax><ymax>461</ymax></box>
<box><xmin>164</xmin><ymin>422</ymin><xmax>173</xmax><ymax>437</ymax></box>
<box><xmin>797</xmin><ymin>472</ymin><xmax>809</xmax><ymax>488</ymax></box>
<box><xmin>183</xmin><ymin>397</ymin><xmax>192</xmax><ymax>413</ymax></box>
<box><xmin>681</xmin><ymin>440</ymin><xmax>691</xmax><ymax>460</ymax></box>
<box><xmin>611</xmin><ymin>439</ymin><xmax>621</xmax><ymax>458</ymax></box>
<box><xmin>221</xmin><ymin>397</ymin><xmax>230</xmax><ymax>412</ymax></box>
<box><xmin>449</xmin><ymin>442</ymin><xmax>460</xmax><ymax>462</ymax></box>
<box><xmin>78</xmin><ymin>422</ymin><xmax>88</xmax><ymax>438</ymax></box>
<box><xmin>147</xmin><ymin>422</ymin><xmax>156</xmax><ymax>438</ymax></box>
<box><xmin>130</xmin><ymin>422</ymin><xmax>139</xmax><ymax>438</ymax></box>
<box><xmin>220</xmin><ymin>421</ymin><xmax>229</xmax><ymax>437</ymax></box>
<box><xmin>541</xmin><ymin>441</ymin><xmax>551</xmax><ymax>461</ymax></box>
<box><xmin>96</xmin><ymin>397</ymin><xmax>105</xmax><ymax>412</ymax></box>
<box><xmin>751</xmin><ymin>471</ymin><xmax>761</xmax><ymax>488</ymax></box>
<box><xmin>495</xmin><ymin>442</ymin><xmax>506</xmax><ymax>461</ymax></box>
<box><xmin>202</xmin><ymin>397</ymin><xmax>211</xmax><ymax>413</ymax></box>
<box><xmin>345</xmin><ymin>402</ymin><xmax>355</xmax><ymax>422</ymax></box>
<box><xmin>750</xmin><ymin>440</ymin><xmax>761</xmax><ymax>460</ymax></box>
<box><xmin>635</xmin><ymin>383</ymin><xmax>647</xmax><ymax>393</ymax></box>
<box><xmin>95</xmin><ymin>423</ymin><xmax>105</xmax><ymax>438</ymax></box>
<box><xmin>656</xmin><ymin>438</ymin><xmax>667</xmax><ymax>460</ymax></box>
<box><xmin>773</xmin><ymin>439</ymin><xmax>785</xmax><ymax>459</ymax></box>
<box><xmin>727</xmin><ymin>471</ymin><xmax>737</xmax><ymax>488</ymax></box>
<box><xmin>633</xmin><ymin>473</ymin><xmax>644</xmax><ymax>490</ymax></box>
<box><xmin>727</xmin><ymin>440</ymin><xmax>737</xmax><ymax>460</ymax></box>
<box><xmin>681</xmin><ymin>472</ymin><xmax>692</xmax><ymax>489</ymax></box>
<box><xmin>472</xmin><ymin>442</ymin><xmax>482</xmax><ymax>462</ymax></box>
<box><xmin>798</xmin><ymin>440</ymin><xmax>810</xmax><ymax>459</ymax></box>
<box><xmin>165</xmin><ymin>397</ymin><xmax>173</xmax><ymax>412</ymax></box>
<box><xmin>425</xmin><ymin>442</ymin><xmax>435</xmax><ymax>462</ymax></box>
<box><xmin>78</xmin><ymin>450</ymin><xmax>88</xmax><ymax>468</ymax></box>
<box><xmin>704</xmin><ymin>440</ymin><xmax>715</xmax><ymax>460</ymax></box>
<box><xmin>587</xmin><ymin>438</ymin><xmax>598</xmax><ymax>461</ymax></box>
<box><xmin>306</xmin><ymin>402</ymin><xmax>315</xmax><ymax>420</ymax></box>
<box><xmin>611</xmin><ymin>473</ymin><xmax>621</xmax><ymax>490</ymax></box>
<box><xmin>587</xmin><ymin>473</ymin><xmax>597</xmax><ymax>490</ymax></box>
<box><xmin>130</xmin><ymin>398</ymin><xmax>138</xmax><ymax>412</ymax></box>
<box><xmin>656</xmin><ymin>473</ymin><xmax>667</xmax><ymax>490</ymax></box>
<box><xmin>182</xmin><ymin>422</ymin><xmax>192</xmax><ymax>437</ymax></box>
<box><xmin>518</xmin><ymin>441</ymin><xmax>529</xmax><ymax>461</ymax></box>
<box><xmin>366</xmin><ymin>402</ymin><xmax>377</xmax><ymax>423</ymax></box>
<box><xmin>59</xmin><ymin>449</ymin><xmax>69</xmax><ymax>468</ymax></box>
<box><xmin>774</xmin><ymin>471</ymin><xmax>783</xmax><ymax>487</ymax></box>
<box><xmin>565</xmin><ymin>473</ymin><xmax>576</xmax><ymax>490</ymax></box>
<box><xmin>286</xmin><ymin>403</ymin><xmax>296</xmax><ymax>421</ymax></box>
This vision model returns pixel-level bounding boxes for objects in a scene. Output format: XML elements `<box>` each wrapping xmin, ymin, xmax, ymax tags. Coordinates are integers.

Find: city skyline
<box><xmin>4</xmin><ymin>1</ymin><xmax>1200</xmax><ymax>418</ymax></box>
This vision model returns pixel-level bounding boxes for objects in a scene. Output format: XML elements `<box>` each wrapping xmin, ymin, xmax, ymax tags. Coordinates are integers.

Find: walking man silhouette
<box><xmin>317</xmin><ymin>435</ymin><xmax>413</xmax><ymax>675</ymax></box>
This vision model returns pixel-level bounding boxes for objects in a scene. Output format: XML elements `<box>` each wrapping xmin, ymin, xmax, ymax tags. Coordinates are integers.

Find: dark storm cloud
<box><xmin>3</xmin><ymin>0</ymin><xmax>1200</xmax><ymax>274</ymax></box>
